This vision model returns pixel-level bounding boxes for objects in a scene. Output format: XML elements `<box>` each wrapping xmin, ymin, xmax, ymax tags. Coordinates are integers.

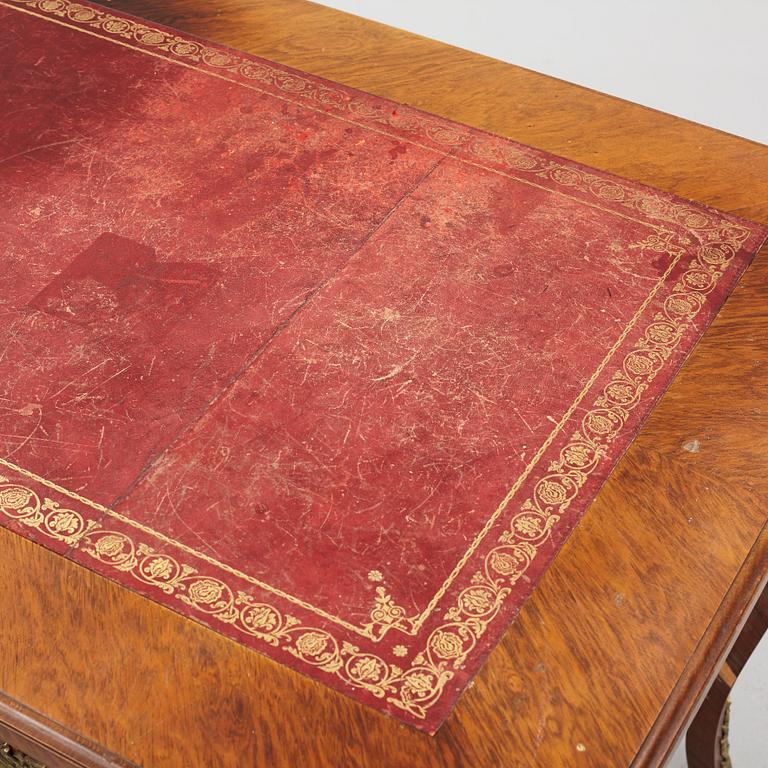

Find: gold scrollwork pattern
<box><xmin>363</xmin><ymin>586</ymin><xmax>418</xmax><ymax>640</ymax></box>
<box><xmin>0</xmin><ymin>0</ymin><xmax>761</xmax><ymax>722</ymax></box>
<box><xmin>0</xmin><ymin>475</ymin><xmax>449</xmax><ymax>716</ymax></box>
<box><xmin>0</xmin><ymin>484</ymin><xmax>97</xmax><ymax>545</ymax></box>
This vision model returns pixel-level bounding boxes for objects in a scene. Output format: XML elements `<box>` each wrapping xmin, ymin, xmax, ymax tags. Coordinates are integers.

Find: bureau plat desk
<box><xmin>0</xmin><ymin>2</ymin><xmax>767</xmax><ymax>767</ymax></box>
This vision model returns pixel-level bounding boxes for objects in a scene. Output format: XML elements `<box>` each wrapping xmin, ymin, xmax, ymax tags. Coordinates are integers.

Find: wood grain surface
<box><xmin>1</xmin><ymin>1</ymin><xmax>767</xmax><ymax>766</ymax></box>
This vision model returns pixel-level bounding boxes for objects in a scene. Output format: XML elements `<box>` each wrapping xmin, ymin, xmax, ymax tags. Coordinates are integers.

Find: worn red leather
<box><xmin>1</xmin><ymin>0</ymin><xmax>766</xmax><ymax>731</ymax></box>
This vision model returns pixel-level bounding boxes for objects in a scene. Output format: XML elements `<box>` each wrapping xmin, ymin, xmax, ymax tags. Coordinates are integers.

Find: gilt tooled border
<box><xmin>1</xmin><ymin>0</ymin><xmax>746</xmax><ymax>240</ymax></box>
<box><xmin>0</xmin><ymin>221</ymin><xmax>752</xmax><ymax>721</ymax></box>
<box><xmin>0</xmin><ymin>0</ymin><xmax>758</xmax><ymax>722</ymax></box>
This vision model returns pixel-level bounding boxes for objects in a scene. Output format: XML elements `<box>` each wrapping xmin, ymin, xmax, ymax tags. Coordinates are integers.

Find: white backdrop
<box><xmin>317</xmin><ymin>0</ymin><xmax>768</xmax><ymax>144</ymax></box>
<box><xmin>316</xmin><ymin>2</ymin><xmax>767</xmax><ymax>765</ymax></box>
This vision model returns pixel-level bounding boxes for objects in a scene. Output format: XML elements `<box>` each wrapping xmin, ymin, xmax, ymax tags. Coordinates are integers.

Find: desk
<box><xmin>1</xmin><ymin>1</ymin><xmax>767</xmax><ymax>766</ymax></box>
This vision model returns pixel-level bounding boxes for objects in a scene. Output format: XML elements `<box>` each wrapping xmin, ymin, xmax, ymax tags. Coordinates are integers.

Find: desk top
<box><xmin>1</xmin><ymin>1</ymin><xmax>767</xmax><ymax>766</ymax></box>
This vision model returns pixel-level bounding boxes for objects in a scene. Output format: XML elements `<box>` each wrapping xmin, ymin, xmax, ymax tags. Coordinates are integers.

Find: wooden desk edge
<box><xmin>0</xmin><ymin>692</ymin><xmax>138</xmax><ymax>768</ymax></box>
<box><xmin>634</xmin><ymin>523</ymin><xmax>768</xmax><ymax>766</ymax></box>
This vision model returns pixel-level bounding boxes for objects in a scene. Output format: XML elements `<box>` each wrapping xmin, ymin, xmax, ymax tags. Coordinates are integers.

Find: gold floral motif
<box><xmin>584</xmin><ymin>409</ymin><xmax>622</xmax><ymax>437</ymax></box>
<box><xmin>0</xmin><ymin>486</ymin><xmax>34</xmax><ymax>510</ymax></box>
<box><xmin>665</xmin><ymin>293</ymin><xmax>701</xmax><ymax>319</ymax></box>
<box><xmin>458</xmin><ymin>586</ymin><xmax>496</xmax><ymax>614</ymax></box>
<box><xmin>429</xmin><ymin>630</ymin><xmax>465</xmax><ymax>659</ymax></box>
<box><xmin>401</xmin><ymin>672</ymin><xmax>436</xmax><ymax>697</ymax></box>
<box><xmin>603</xmin><ymin>380</ymin><xmax>639</xmax><ymax>406</ymax></box>
<box><xmin>560</xmin><ymin>443</ymin><xmax>594</xmax><ymax>469</ymax></box>
<box><xmin>349</xmin><ymin>655</ymin><xmax>387</xmax><ymax>683</ymax></box>
<box><xmin>239</xmin><ymin>602</ymin><xmax>279</xmax><ymax>632</ymax></box>
<box><xmin>513</xmin><ymin>513</ymin><xmax>546</xmax><ymax>538</ymax></box>
<box><xmin>486</xmin><ymin>547</ymin><xmax>526</xmax><ymax>577</ymax></box>
<box><xmin>535</xmin><ymin>478</ymin><xmax>569</xmax><ymax>506</ymax></box>
<box><xmin>142</xmin><ymin>555</ymin><xmax>175</xmax><ymax>580</ymax></box>
<box><xmin>363</xmin><ymin>586</ymin><xmax>417</xmax><ymax>640</ymax></box>
<box><xmin>91</xmin><ymin>533</ymin><xmax>128</xmax><ymax>559</ymax></box>
<box><xmin>186</xmin><ymin>578</ymin><xmax>226</xmax><ymax>606</ymax></box>
<box><xmin>682</xmin><ymin>270</ymin><xmax>713</xmax><ymax>290</ymax></box>
<box><xmin>295</xmin><ymin>631</ymin><xmax>330</xmax><ymax>658</ymax></box>
<box><xmin>646</xmin><ymin>321</ymin><xmax>679</xmax><ymax>344</ymax></box>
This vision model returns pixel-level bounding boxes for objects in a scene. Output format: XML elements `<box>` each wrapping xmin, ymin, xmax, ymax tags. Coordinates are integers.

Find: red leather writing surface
<box><xmin>1</xmin><ymin>0</ymin><xmax>766</xmax><ymax>731</ymax></box>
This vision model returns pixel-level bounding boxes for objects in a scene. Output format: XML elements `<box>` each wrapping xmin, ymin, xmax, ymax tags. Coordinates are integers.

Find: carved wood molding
<box><xmin>0</xmin><ymin>692</ymin><xmax>136</xmax><ymax>768</ymax></box>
